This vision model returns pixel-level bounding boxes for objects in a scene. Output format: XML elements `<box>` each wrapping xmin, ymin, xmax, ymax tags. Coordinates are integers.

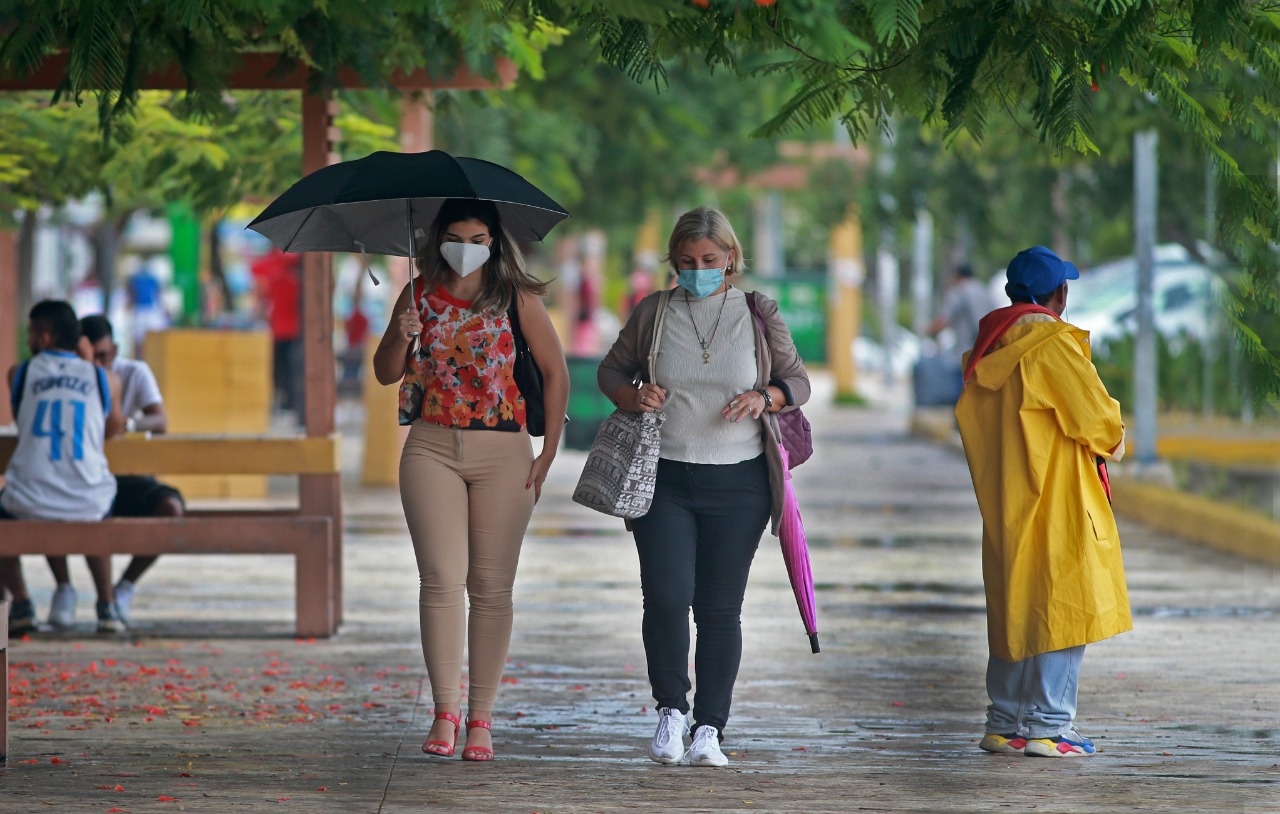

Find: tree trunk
<box><xmin>17</xmin><ymin>209</ymin><xmax>36</xmax><ymax>319</ymax></box>
<box><xmin>89</xmin><ymin>214</ymin><xmax>129</xmax><ymax>311</ymax></box>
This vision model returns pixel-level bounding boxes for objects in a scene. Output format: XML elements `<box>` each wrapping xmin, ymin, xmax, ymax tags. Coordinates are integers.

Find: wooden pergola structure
<box><xmin>0</xmin><ymin>52</ymin><xmax>516</xmax><ymax>633</ymax></box>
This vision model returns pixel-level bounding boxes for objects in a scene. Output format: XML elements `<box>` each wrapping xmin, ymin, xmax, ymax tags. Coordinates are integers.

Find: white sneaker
<box><xmin>48</xmin><ymin>583</ymin><xmax>77</xmax><ymax>628</ymax></box>
<box><xmin>688</xmin><ymin>725</ymin><xmax>729</xmax><ymax>767</ymax></box>
<box><xmin>113</xmin><ymin>580</ymin><xmax>135</xmax><ymax>625</ymax></box>
<box><xmin>647</xmin><ymin>707</ymin><xmax>689</xmax><ymax>764</ymax></box>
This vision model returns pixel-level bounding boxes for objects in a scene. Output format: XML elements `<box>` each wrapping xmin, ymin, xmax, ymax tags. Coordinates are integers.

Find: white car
<box><xmin>1068</xmin><ymin>245</ymin><xmax>1226</xmax><ymax>348</ymax></box>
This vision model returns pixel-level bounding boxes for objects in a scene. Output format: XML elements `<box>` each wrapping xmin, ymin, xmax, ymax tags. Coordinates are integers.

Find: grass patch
<box><xmin>833</xmin><ymin>390</ymin><xmax>869</xmax><ymax>407</ymax></box>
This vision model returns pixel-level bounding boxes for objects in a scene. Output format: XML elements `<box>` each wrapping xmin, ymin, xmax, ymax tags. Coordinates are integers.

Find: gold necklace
<box><xmin>685</xmin><ymin>287</ymin><xmax>729</xmax><ymax>364</ymax></box>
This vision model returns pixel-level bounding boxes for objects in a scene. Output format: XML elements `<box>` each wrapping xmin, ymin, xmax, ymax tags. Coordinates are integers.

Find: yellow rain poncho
<box><xmin>955</xmin><ymin>312</ymin><xmax>1131</xmax><ymax>662</ymax></box>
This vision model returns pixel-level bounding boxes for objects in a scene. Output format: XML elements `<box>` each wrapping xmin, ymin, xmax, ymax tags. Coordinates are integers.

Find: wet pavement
<box><xmin>1</xmin><ymin>374</ymin><xmax>1278</xmax><ymax>813</ymax></box>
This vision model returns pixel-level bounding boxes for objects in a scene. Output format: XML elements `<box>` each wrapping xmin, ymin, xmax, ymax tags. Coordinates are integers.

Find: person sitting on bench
<box><xmin>49</xmin><ymin>315</ymin><xmax>184</xmax><ymax>626</ymax></box>
<box><xmin>0</xmin><ymin>300</ymin><xmax>125</xmax><ymax>634</ymax></box>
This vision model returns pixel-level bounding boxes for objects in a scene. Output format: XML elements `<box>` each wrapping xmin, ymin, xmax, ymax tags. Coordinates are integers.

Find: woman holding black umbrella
<box><xmin>597</xmin><ymin>206</ymin><xmax>810</xmax><ymax>767</ymax></box>
<box><xmin>373</xmin><ymin>198</ymin><xmax>569</xmax><ymax>761</ymax></box>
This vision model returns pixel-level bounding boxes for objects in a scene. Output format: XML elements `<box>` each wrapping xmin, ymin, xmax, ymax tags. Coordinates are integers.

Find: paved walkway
<box><xmin>2</xmin><ymin>375</ymin><xmax>1278</xmax><ymax>813</ymax></box>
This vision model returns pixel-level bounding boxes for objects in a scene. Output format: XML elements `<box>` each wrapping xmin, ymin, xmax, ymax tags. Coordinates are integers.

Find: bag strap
<box><xmin>507</xmin><ymin>284</ymin><xmax>523</xmax><ymax>340</ymax></box>
<box><xmin>745</xmin><ymin>291</ymin><xmax>787</xmax><ymax>441</ymax></box>
<box><xmin>745</xmin><ymin>291</ymin><xmax>768</xmax><ymax>340</ymax></box>
<box><xmin>10</xmin><ymin>359</ymin><xmax>28</xmax><ymax>416</ymax></box>
<box><xmin>647</xmin><ymin>289</ymin><xmax>672</xmax><ymax>384</ymax></box>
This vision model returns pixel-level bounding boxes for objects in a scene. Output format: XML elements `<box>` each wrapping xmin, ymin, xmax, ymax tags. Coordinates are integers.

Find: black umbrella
<box><xmin>246</xmin><ymin>150</ymin><xmax>570</xmax><ymax>258</ymax></box>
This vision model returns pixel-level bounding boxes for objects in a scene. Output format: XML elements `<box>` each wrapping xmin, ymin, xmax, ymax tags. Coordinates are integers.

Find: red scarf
<box><xmin>962</xmin><ymin>302</ymin><xmax>1111</xmax><ymax>503</ymax></box>
<box><xmin>963</xmin><ymin>303</ymin><xmax>1060</xmax><ymax>382</ymax></box>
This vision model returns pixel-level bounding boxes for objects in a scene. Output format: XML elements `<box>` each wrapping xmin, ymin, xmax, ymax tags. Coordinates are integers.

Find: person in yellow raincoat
<box><xmin>955</xmin><ymin>246</ymin><xmax>1130</xmax><ymax>758</ymax></box>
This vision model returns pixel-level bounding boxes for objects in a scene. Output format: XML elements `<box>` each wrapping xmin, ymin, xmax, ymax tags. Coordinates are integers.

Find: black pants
<box><xmin>631</xmin><ymin>454</ymin><xmax>771</xmax><ymax>735</ymax></box>
<box><xmin>273</xmin><ymin>338</ymin><xmax>303</xmax><ymax>415</ymax></box>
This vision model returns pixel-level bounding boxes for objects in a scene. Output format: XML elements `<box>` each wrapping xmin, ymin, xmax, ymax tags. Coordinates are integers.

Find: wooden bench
<box><xmin>0</xmin><ymin>435</ymin><xmax>342</xmax><ymax>638</ymax></box>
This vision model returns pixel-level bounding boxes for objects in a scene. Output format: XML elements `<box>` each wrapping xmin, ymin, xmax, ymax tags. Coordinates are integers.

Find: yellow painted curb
<box><xmin>909</xmin><ymin>408</ymin><xmax>960</xmax><ymax>447</ymax></box>
<box><xmin>1111</xmin><ymin>479</ymin><xmax>1280</xmax><ymax>566</ymax></box>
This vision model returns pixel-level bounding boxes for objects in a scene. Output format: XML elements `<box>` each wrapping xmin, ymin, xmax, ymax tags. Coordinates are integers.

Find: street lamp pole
<box><xmin>1133</xmin><ymin>128</ymin><xmax>1159</xmax><ymax>466</ymax></box>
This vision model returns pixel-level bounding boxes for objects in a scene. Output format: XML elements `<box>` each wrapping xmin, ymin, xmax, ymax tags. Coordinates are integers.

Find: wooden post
<box><xmin>361</xmin><ymin>92</ymin><xmax>431</xmax><ymax>487</ymax></box>
<box><xmin>300</xmin><ymin>90</ymin><xmax>343</xmax><ymax>628</ymax></box>
<box><xmin>0</xmin><ymin>230</ymin><xmax>17</xmax><ymax>426</ymax></box>
<box><xmin>828</xmin><ymin>214</ymin><xmax>864</xmax><ymax>400</ymax></box>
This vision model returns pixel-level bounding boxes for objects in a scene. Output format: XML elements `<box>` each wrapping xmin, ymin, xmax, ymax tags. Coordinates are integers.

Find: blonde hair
<box><xmin>413</xmin><ymin>199</ymin><xmax>549</xmax><ymax>312</ymax></box>
<box><xmin>663</xmin><ymin>206</ymin><xmax>747</xmax><ymax>276</ymax></box>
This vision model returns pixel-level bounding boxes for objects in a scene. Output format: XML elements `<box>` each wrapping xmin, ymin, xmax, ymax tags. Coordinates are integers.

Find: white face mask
<box><xmin>440</xmin><ymin>242</ymin><xmax>491</xmax><ymax>277</ymax></box>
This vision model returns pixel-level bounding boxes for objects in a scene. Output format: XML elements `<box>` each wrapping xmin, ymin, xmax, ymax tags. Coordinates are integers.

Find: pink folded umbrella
<box><xmin>778</xmin><ymin>444</ymin><xmax>819</xmax><ymax>653</ymax></box>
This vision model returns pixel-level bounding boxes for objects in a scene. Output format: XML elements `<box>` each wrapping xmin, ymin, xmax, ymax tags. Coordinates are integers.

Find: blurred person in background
<box><xmin>252</xmin><ymin>249</ymin><xmax>303</xmax><ymax>420</ymax></box>
<box><xmin>928</xmin><ymin>263</ymin><xmax>999</xmax><ymax>357</ymax></box>
<box><xmin>128</xmin><ymin>258</ymin><xmax>169</xmax><ymax>355</ymax></box>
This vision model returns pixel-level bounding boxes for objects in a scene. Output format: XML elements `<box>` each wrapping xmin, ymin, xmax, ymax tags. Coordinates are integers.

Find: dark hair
<box><xmin>1005</xmin><ymin>281</ymin><xmax>1065</xmax><ymax>306</ymax></box>
<box><xmin>29</xmin><ymin>300</ymin><xmax>81</xmax><ymax>351</ymax></box>
<box><xmin>412</xmin><ymin>198</ymin><xmax>548</xmax><ymax>312</ymax></box>
<box><xmin>956</xmin><ymin>264</ymin><xmax>975</xmax><ymax>279</ymax></box>
<box><xmin>81</xmin><ymin>314</ymin><xmax>114</xmax><ymax>344</ymax></box>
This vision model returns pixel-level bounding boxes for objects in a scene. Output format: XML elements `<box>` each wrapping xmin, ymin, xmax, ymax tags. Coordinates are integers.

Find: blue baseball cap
<box><xmin>1005</xmin><ymin>245</ymin><xmax>1079</xmax><ymax>303</ymax></box>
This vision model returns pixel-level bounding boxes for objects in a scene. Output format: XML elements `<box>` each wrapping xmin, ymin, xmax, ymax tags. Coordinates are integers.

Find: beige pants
<box><xmin>399</xmin><ymin>421</ymin><xmax>535</xmax><ymax>717</ymax></box>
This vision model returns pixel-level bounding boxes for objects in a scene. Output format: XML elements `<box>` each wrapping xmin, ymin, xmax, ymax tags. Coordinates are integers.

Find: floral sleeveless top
<box><xmin>397</xmin><ymin>281</ymin><xmax>527</xmax><ymax>431</ymax></box>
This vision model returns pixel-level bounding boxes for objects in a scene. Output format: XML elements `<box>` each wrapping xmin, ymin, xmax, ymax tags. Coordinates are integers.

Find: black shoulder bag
<box><xmin>508</xmin><ymin>290</ymin><xmax>548</xmax><ymax>437</ymax></box>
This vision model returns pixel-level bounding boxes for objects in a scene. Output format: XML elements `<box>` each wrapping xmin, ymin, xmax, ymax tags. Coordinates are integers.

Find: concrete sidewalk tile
<box><xmin>1</xmin><ymin>373</ymin><xmax>1277</xmax><ymax>812</ymax></box>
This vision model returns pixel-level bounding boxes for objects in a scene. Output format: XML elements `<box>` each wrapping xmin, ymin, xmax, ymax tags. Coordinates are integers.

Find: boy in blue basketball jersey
<box><xmin>0</xmin><ymin>300</ymin><xmax>126</xmax><ymax>634</ymax></box>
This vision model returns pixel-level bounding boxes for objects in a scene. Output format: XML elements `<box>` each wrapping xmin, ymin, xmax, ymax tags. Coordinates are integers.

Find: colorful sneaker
<box><xmin>688</xmin><ymin>725</ymin><xmax>729</xmax><ymax>768</ymax></box>
<box><xmin>647</xmin><ymin>707</ymin><xmax>689</xmax><ymax>765</ymax></box>
<box><xmin>113</xmin><ymin>580</ymin><xmax>135</xmax><ymax>626</ymax></box>
<box><xmin>8</xmin><ymin>597</ymin><xmax>37</xmax><ymax>636</ymax></box>
<box><xmin>96</xmin><ymin>600</ymin><xmax>125</xmax><ymax>633</ymax></box>
<box><xmin>979</xmin><ymin>732</ymin><xmax>1028</xmax><ymax>754</ymax></box>
<box><xmin>47</xmin><ymin>583</ymin><xmax>76</xmax><ymax>628</ymax></box>
<box><xmin>1025</xmin><ymin>728</ymin><xmax>1096</xmax><ymax>757</ymax></box>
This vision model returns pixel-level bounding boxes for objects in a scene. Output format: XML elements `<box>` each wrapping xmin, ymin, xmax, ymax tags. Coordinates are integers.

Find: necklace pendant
<box><xmin>702</xmin><ymin>350</ymin><xmax>710</xmax><ymax>364</ymax></box>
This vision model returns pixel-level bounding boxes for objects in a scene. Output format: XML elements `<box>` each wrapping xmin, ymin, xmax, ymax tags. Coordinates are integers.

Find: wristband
<box><xmin>754</xmin><ymin>387</ymin><xmax>773</xmax><ymax>411</ymax></box>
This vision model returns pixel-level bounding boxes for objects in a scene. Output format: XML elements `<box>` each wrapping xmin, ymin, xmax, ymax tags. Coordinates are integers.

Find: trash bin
<box><xmin>912</xmin><ymin>353</ymin><xmax>964</xmax><ymax>407</ymax></box>
<box><xmin>565</xmin><ymin>356</ymin><xmax>615</xmax><ymax>450</ymax></box>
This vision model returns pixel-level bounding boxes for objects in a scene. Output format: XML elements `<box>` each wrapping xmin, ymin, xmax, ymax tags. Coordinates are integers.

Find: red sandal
<box><xmin>422</xmin><ymin>711</ymin><xmax>460</xmax><ymax>757</ymax></box>
<box><xmin>461</xmin><ymin>718</ymin><xmax>493</xmax><ymax>761</ymax></box>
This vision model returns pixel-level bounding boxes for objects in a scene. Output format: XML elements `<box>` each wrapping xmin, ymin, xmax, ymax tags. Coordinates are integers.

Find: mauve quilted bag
<box><xmin>746</xmin><ymin>292</ymin><xmax>813</xmax><ymax>469</ymax></box>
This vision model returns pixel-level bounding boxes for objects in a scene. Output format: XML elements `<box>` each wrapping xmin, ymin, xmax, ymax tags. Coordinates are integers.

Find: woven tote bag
<box><xmin>572</xmin><ymin>291</ymin><xmax>672</xmax><ymax>518</ymax></box>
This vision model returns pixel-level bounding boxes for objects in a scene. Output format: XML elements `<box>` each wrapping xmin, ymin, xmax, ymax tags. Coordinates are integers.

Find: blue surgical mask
<box><xmin>676</xmin><ymin>268</ymin><xmax>725</xmax><ymax>298</ymax></box>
